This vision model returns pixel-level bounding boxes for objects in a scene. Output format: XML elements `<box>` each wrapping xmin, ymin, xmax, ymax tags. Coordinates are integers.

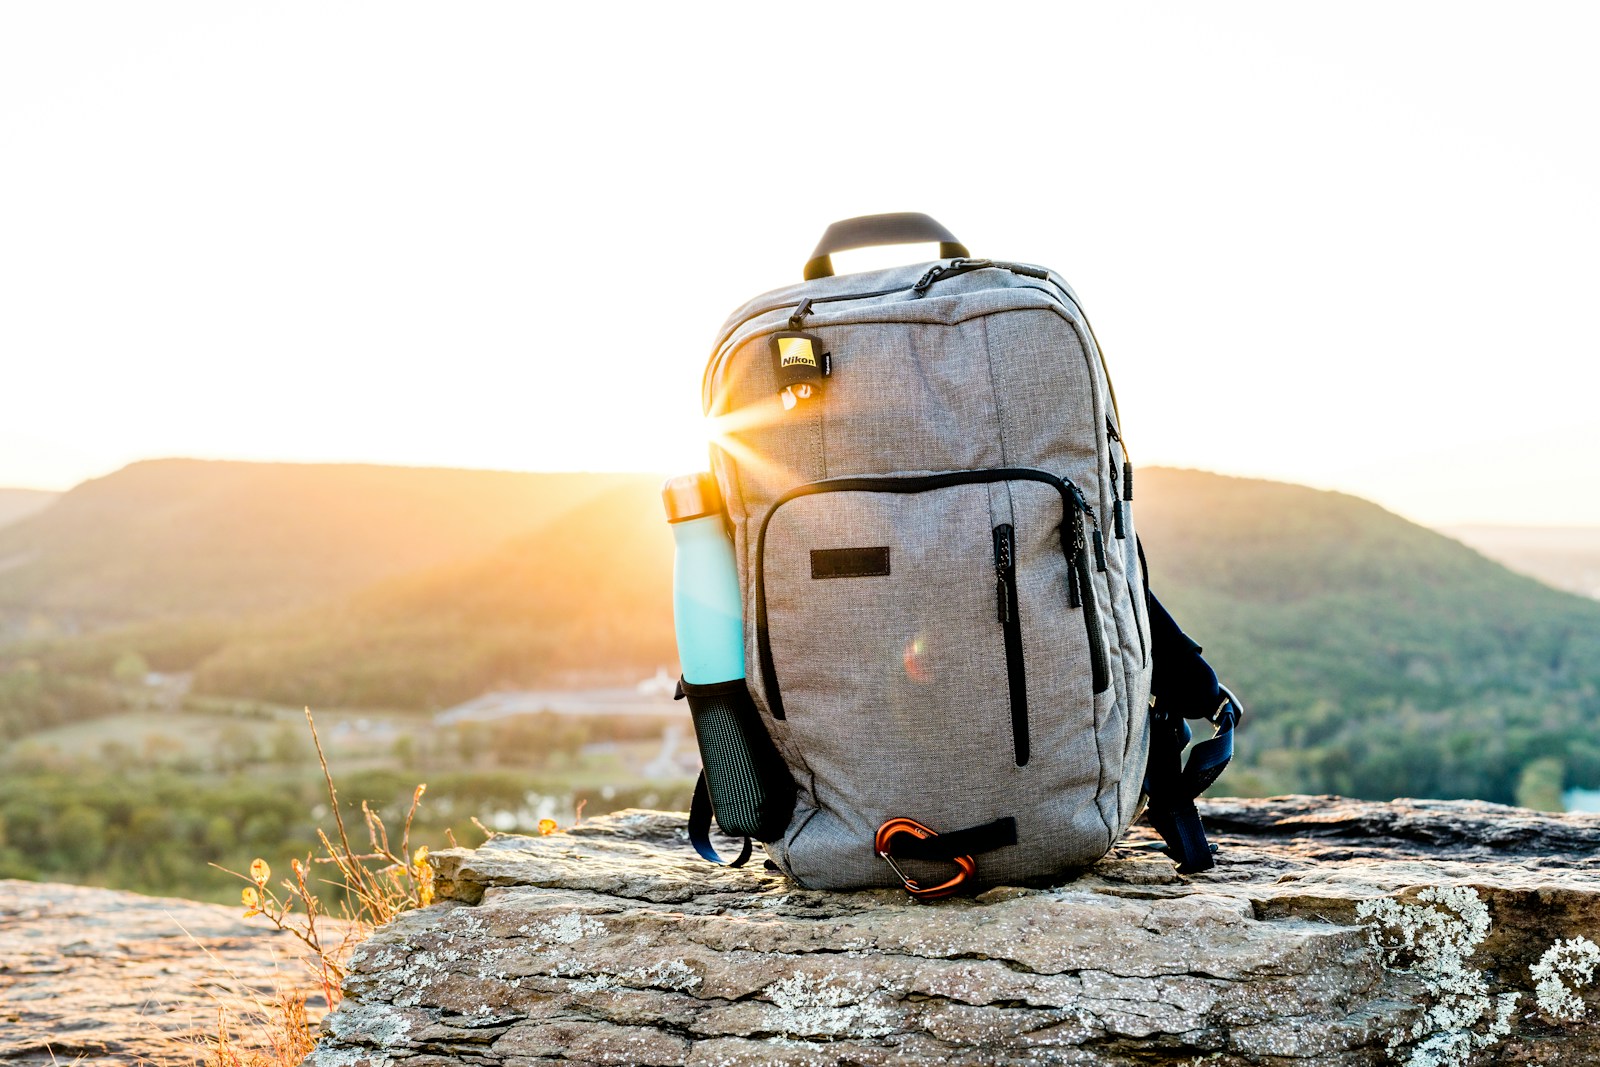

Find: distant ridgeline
<box><xmin>1</xmin><ymin>459</ymin><xmax>1598</xmax><ymax>807</ymax></box>
<box><xmin>1138</xmin><ymin>469</ymin><xmax>1600</xmax><ymax>806</ymax></box>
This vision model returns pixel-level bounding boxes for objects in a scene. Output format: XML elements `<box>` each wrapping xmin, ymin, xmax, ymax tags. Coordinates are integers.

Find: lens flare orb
<box><xmin>903</xmin><ymin>633</ymin><xmax>929</xmax><ymax>683</ymax></box>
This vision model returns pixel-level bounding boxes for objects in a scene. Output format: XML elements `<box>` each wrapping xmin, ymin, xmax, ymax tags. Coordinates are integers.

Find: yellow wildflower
<box><xmin>249</xmin><ymin>858</ymin><xmax>270</xmax><ymax>886</ymax></box>
<box><xmin>537</xmin><ymin>818</ymin><xmax>557</xmax><ymax>836</ymax></box>
<box><xmin>412</xmin><ymin>846</ymin><xmax>436</xmax><ymax>907</ymax></box>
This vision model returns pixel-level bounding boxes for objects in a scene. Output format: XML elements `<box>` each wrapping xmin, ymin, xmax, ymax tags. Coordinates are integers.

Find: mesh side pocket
<box><xmin>681</xmin><ymin>678</ymin><xmax>795</xmax><ymax>842</ymax></box>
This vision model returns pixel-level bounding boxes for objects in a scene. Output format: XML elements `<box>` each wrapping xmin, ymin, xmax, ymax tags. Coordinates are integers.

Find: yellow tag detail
<box><xmin>777</xmin><ymin>336</ymin><xmax>817</xmax><ymax>369</ymax></box>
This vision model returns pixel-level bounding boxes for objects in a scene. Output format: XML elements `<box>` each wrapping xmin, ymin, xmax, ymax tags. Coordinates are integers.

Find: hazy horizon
<box><xmin>7</xmin><ymin>457</ymin><xmax>1600</xmax><ymax>537</ymax></box>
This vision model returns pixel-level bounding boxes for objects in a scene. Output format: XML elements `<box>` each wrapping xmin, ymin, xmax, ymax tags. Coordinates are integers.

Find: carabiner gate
<box><xmin>874</xmin><ymin>817</ymin><xmax>977</xmax><ymax>901</ymax></box>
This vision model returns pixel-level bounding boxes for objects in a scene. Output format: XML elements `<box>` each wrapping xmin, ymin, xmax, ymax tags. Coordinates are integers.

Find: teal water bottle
<box><xmin>663</xmin><ymin>472</ymin><xmax>745</xmax><ymax>685</ymax></box>
<box><xmin>662</xmin><ymin>471</ymin><xmax>793</xmax><ymax>858</ymax></box>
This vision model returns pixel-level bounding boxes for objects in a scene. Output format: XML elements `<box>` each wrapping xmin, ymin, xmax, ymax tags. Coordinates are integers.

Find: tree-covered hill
<box><xmin>1136</xmin><ymin>468</ymin><xmax>1600</xmax><ymax>803</ymax></box>
<box><xmin>0</xmin><ymin>460</ymin><xmax>659</xmax><ymax>630</ymax></box>
<box><xmin>189</xmin><ymin>483</ymin><xmax>675</xmax><ymax>709</ymax></box>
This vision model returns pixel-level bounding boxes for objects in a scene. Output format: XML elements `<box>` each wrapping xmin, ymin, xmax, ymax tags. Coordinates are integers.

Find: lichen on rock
<box><xmin>1356</xmin><ymin>885</ymin><xmax>1518</xmax><ymax>1066</ymax></box>
<box><xmin>1530</xmin><ymin>934</ymin><xmax>1600</xmax><ymax>1022</ymax></box>
<box><xmin>303</xmin><ymin>797</ymin><xmax>1600</xmax><ymax>1066</ymax></box>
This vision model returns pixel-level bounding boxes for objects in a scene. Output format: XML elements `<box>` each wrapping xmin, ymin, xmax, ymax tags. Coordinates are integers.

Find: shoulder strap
<box><xmin>1138</xmin><ymin>541</ymin><xmax>1244</xmax><ymax>874</ymax></box>
<box><xmin>1143</xmin><ymin>688</ymin><xmax>1241</xmax><ymax>873</ymax></box>
<box><xmin>688</xmin><ymin>771</ymin><xmax>754</xmax><ymax>867</ymax></box>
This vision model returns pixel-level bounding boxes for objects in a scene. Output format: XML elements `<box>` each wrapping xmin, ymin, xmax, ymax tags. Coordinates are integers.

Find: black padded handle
<box><xmin>803</xmin><ymin>213</ymin><xmax>968</xmax><ymax>281</ymax></box>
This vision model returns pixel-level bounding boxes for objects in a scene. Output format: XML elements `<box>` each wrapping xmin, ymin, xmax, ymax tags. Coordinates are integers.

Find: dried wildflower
<box><xmin>413</xmin><ymin>845</ymin><xmax>430</xmax><ymax>870</ymax></box>
<box><xmin>291</xmin><ymin>857</ymin><xmax>305</xmax><ymax>879</ymax></box>
<box><xmin>241</xmin><ymin>886</ymin><xmax>260</xmax><ymax>917</ymax></box>
<box><xmin>249</xmin><ymin>858</ymin><xmax>271</xmax><ymax>886</ymax></box>
<box><xmin>538</xmin><ymin>818</ymin><xmax>558</xmax><ymax>836</ymax></box>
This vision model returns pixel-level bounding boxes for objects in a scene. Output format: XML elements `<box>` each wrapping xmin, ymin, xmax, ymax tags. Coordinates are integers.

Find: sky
<box><xmin>1</xmin><ymin>3</ymin><xmax>1596</xmax><ymax>526</ymax></box>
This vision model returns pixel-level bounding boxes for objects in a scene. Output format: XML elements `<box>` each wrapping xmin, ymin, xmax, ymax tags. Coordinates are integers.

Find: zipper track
<box><xmin>993</xmin><ymin>523</ymin><xmax>1029</xmax><ymax>766</ymax></box>
<box><xmin>702</xmin><ymin>264</ymin><xmax>1095</xmax><ymax>413</ymax></box>
<box><xmin>753</xmin><ymin>468</ymin><xmax>1109</xmax><ymax>721</ymax></box>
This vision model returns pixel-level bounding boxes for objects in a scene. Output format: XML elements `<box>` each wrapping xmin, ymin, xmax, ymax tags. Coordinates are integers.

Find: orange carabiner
<box><xmin>874</xmin><ymin>817</ymin><xmax>977</xmax><ymax>901</ymax></box>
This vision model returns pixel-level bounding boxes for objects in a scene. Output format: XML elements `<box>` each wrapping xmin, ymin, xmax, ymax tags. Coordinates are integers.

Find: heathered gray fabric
<box><xmin>704</xmin><ymin>260</ymin><xmax>1152</xmax><ymax>890</ymax></box>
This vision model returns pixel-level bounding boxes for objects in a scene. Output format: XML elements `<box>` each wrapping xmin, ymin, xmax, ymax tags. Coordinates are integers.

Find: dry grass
<box><xmin>196</xmin><ymin>707</ymin><xmax>441</xmax><ymax>1064</ymax></box>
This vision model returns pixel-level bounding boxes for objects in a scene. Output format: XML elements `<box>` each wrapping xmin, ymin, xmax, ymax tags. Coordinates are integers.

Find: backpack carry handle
<box><xmin>803</xmin><ymin>213</ymin><xmax>969</xmax><ymax>281</ymax></box>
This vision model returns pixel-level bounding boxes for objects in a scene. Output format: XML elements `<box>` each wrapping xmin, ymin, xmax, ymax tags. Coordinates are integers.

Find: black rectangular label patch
<box><xmin>810</xmin><ymin>546</ymin><xmax>891</xmax><ymax>579</ymax></box>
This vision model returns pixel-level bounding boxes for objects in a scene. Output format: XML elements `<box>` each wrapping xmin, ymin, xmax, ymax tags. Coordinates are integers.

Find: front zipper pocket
<box><xmin>754</xmin><ymin>468</ymin><xmax>1110</xmax><ymax>741</ymax></box>
<box><xmin>992</xmin><ymin>523</ymin><xmax>1030</xmax><ymax>765</ymax></box>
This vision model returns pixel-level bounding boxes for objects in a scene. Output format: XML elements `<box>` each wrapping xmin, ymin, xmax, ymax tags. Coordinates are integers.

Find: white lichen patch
<box><xmin>1402</xmin><ymin>994</ymin><xmax>1517</xmax><ymax>1067</ymax></box>
<box><xmin>764</xmin><ymin>971</ymin><xmax>901</xmax><ymax>1039</ymax></box>
<box><xmin>1355</xmin><ymin>885</ymin><xmax>1518</xmax><ymax>1067</ymax></box>
<box><xmin>567</xmin><ymin>956</ymin><xmax>703</xmax><ymax>995</ymax></box>
<box><xmin>539</xmin><ymin>911</ymin><xmax>606</xmax><ymax>946</ymax></box>
<box><xmin>324</xmin><ymin>1001</ymin><xmax>413</xmax><ymax>1046</ymax></box>
<box><xmin>1531</xmin><ymin>935</ymin><xmax>1600</xmax><ymax>1021</ymax></box>
<box><xmin>308</xmin><ymin>1045</ymin><xmax>392</xmax><ymax>1067</ymax></box>
<box><xmin>1358</xmin><ymin>885</ymin><xmax>1490</xmax><ymax>978</ymax></box>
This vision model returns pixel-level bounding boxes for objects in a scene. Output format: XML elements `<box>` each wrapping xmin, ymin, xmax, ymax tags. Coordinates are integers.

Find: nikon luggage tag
<box><xmin>770</xmin><ymin>331</ymin><xmax>830</xmax><ymax>411</ymax></box>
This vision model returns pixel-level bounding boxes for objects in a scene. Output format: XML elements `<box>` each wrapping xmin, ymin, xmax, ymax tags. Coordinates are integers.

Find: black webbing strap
<box><xmin>688</xmin><ymin>771</ymin><xmax>753</xmax><ymax>867</ymax></box>
<box><xmin>883</xmin><ymin>816</ymin><xmax>1017</xmax><ymax>862</ymax></box>
<box><xmin>1144</xmin><ymin>690</ymin><xmax>1241</xmax><ymax>874</ymax></box>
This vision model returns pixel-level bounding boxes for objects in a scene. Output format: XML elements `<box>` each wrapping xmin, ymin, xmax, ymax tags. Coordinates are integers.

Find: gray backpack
<box><xmin>682</xmin><ymin>213</ymin><xmax>1238</xmax><ymax>894</ymax></box>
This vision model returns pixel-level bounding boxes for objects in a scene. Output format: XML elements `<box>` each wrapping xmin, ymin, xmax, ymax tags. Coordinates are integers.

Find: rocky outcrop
<box><xmin>306</xmin><ymin>798</ymin><xmax>1600</xmax><ymax>1066</ymax></box>
<box><xmin>1</xmin><ymin>879</ymin><xmax>338</xmax><ymax>1066</ymax></box>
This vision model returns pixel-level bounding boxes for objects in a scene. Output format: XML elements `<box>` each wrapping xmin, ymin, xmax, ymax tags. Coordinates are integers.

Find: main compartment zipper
<box><xmin>993</xmin><ymin>523</ymin><xmax>1029</xmax><ymax>766</ymax></box>
<box><xmin>753</xmin><ymin>468</ymin><xmax>1110</xmax><ymax>722</ymax></box>
<box><xmin>703</xmin><ymin>261</ymin><xmax>1069</xmax><ymax>409</ymax></box>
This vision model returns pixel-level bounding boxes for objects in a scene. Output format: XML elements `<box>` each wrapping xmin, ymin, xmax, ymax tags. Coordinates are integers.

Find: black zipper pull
<box><xmin>993</xmin><ymin>524</ymin><xmax>1014</xmax><ymax>623</ymax></box>
<box><xmin>788</xmin><ymin>298</ymin><xmax>813</xmax><ymax>330</ymax></box>
<box><xmin>912</xmin><ymin>264</ymin><xmax>947</xmax><ymax>296</ymax></box>
<box><xmin>1108</xmin><ymin>465</ymin><xmax>1126</xmax><ymax>539</ymax></box>
<box><xmin>1106</xmin><ymin>419</ymin><xmax>1133</xmax><ymax>500</ymax></box>
<box><xmin>913</xmin><ymin>257</ymin><xmax>996</xmax><ymax>295</ymax></box>
<box><xmin>1092</xmin><ymin>527</ymin><xmax>1108</xmax><ymax>573</ymax></box>
<box><xmin>994</xmin><ymin>260</ymin><xmax>1050</xmax><ymax>280</ymax></box>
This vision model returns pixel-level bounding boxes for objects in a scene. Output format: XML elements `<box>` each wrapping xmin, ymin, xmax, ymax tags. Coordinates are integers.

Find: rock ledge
<box><xmin>306</xmin><ymin>797</ymin><xmax>1600</xmax><ymax>1066</ymax></box>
